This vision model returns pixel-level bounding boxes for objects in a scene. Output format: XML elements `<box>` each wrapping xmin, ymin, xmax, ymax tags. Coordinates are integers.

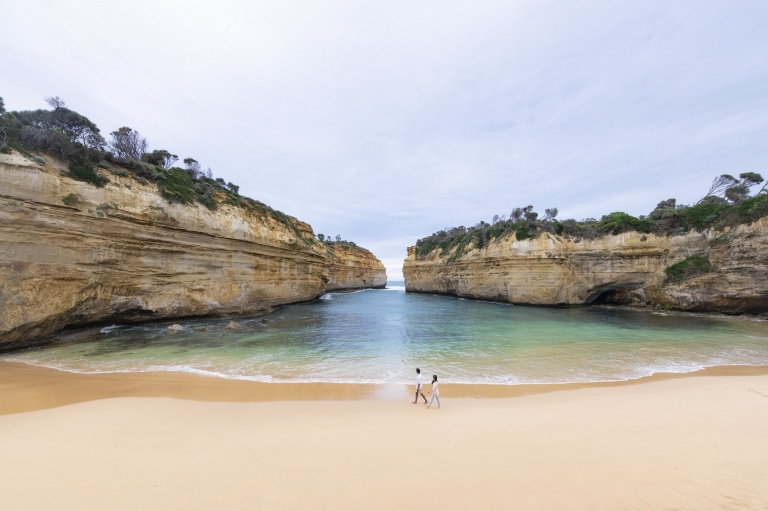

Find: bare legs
<box><xmin>413</xmin><ymin>388</ymin><xmax>427</xmax><ymax>404</ymax></box>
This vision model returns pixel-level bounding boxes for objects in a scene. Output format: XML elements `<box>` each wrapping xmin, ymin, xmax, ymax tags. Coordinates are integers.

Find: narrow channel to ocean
<box><xmin>4</xmin><ymin>282</ymin><xmax>768</xmax><ymax>385</ymax></box>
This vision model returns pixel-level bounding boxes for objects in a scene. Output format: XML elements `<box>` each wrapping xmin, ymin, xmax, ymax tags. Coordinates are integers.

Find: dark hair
<box><xmin>433</xmin><ymin>375</ymin><xmax>437</xmax><ymax>381</ymax></box>
<box><xmin>416</xmin><ymin>368</ymin><xmax>420</xmax><ymax>373</ymax></box>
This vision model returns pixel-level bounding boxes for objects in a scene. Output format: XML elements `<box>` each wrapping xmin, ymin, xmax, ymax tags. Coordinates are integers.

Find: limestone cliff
<box><xmin>0</xmin><ymin>152</ymin><xmax>386</xmax><ymax>350</ymax></box>
<box><xmin>403</xmin><ymin>219</ymin><xmax>768</xmax><ymax>314</ymax></box>
<box><xmin>325</xmin><ymin>243</ymin><xmax>387</xmax><ymax>291</ymax></box>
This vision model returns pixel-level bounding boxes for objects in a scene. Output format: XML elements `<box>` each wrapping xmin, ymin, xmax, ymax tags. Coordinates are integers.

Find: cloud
<box><xmin>2</xmin><ymin>0</ymin><xmax>767</xmax><ymax>279</ymax></box>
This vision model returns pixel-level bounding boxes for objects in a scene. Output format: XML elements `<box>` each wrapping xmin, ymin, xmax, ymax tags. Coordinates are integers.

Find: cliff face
<box><xmin>0</xmin><ymin>153</ymin><xmax>386</xmax><ymax>350</ymax></box>
<box><xmin>325</xmin><ymin>244</ymin><xmax>387</xmax><ymax>291</ymax></box>
<box><xmin>403</xmin><ymin>219</ymin><xmax>768</xmax><ymax>314</ymax></box>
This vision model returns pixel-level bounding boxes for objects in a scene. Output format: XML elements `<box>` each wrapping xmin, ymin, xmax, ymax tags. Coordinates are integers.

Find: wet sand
<box><xmin>2</xmin><ymin>360</ymin><xmax>768</xmax><ymax>415</ymax></box>
<box><xmin>1</xmin><ymin>366</ymin><xmax>767</xmax><ymax>510</ymax></box>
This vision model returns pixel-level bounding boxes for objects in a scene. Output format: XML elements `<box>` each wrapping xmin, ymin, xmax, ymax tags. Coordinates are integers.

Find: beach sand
<box><xmin>1</xmin><ymin>364</ymin><xmax>767</xmax><ymax>510</ymax></box>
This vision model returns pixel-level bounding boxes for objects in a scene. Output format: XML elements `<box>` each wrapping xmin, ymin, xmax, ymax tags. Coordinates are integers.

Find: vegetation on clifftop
<box><xmin>0</xmin><ymin>96</ymin><xmax>341</xmax><ymax>247</ymax></box>
<box><xmin>312</xmin><ymin>234</ymin><xmax>372</xmax><ymax>256</ymax></box>
<box><xmin>415</xmin><ymin>174</ymin><xmax>768</xmax><ymax>260</ymax></box>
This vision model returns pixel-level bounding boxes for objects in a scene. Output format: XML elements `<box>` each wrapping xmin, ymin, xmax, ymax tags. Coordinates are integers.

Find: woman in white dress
<box><xmin>427</xmin><ymin>374</ymin><xmax>440</xmax><ymax>409</ymax></box>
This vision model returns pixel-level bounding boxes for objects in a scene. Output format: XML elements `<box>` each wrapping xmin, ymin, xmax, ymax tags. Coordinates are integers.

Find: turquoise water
<box><xmin>4</xmin><ymin>282</ymin><xmax>768</xmax><ymax>384</ymax></box>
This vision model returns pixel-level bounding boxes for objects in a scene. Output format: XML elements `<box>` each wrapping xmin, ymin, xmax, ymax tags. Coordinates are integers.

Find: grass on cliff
<box><xmin>318</xmin><ymin>239</ymin><xmax>372</xmax><ymax>257</ymax></box>
<box><xmin>664</xmin><ymin>255</ymin><xmax>713</xmax><ymax>283</ymax></box>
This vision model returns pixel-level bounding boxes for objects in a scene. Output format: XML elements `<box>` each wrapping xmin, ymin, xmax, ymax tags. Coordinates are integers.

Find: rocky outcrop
<box><xmin>325</xmin><ymin>244</ymin><xmax>387</xmax><ymax>291</ymax></box>
<box><xmin>651</xmin><ymin>220</ymin><xmax>768</xmax><ymax>313</ymax></box>
<box><xmin>0</xmin><ymin>152</ymin><xmax>386</xmax><ymax>350</ymax></box>
<box><xmin>403</xmin><ymin>219</ymin><xmax>768</xmax><ymax>314</ymax></box>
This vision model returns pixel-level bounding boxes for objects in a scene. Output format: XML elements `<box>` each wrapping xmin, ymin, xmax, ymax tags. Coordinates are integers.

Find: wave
<box><xmin>4</xmin><ymin>358</ymin><xmax>761</xmax><ymax>386</ymax></box>
<box><xmin>100</xmin><ymin>324</ymin><xmax>128</xmax><ymax>333</ymax></box>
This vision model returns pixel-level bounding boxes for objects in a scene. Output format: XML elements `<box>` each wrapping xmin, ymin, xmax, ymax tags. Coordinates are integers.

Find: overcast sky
<box><xmin>3</xmin><ymin>1</ymin><xmax>767</xmax><ymax>279</ymax></box>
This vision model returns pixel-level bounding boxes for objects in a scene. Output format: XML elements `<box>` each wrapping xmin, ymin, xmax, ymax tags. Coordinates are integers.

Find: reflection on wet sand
<box><xmin>2</xmin><ymin>361</ymin><xmax>767</xmax><ymax>415</ymax></box>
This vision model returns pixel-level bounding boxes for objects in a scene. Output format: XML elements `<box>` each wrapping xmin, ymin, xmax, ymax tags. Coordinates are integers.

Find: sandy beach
<box><xmin>1</xmin><ymin>364</ymin><xmax>767</xmax><ymax>510</ymax></box>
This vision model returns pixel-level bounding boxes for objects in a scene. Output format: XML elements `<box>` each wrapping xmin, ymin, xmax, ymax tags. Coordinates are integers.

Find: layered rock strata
<box><xmin>325</xmin><ymin>243</ymin><xmax>388</xmax><ymax>291</ymax></box>
<box><xmin>0</xmin><ymin>153</ymin><xmax>386</xmax><ymax>350</ymax></box>
<box><xmin>403</xmin><ymin>220</ymin><xmax>768</xmax><ymax>314</ymax></box>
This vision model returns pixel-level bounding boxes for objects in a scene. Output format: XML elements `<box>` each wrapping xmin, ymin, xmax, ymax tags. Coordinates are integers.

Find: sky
<box><xmin>2</xmin><ymin>1</ymin><xmax>767</xmax><ymax>280</ymax></box>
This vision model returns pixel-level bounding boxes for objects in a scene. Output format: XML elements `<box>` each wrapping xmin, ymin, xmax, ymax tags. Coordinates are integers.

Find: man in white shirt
<box><xmin>413</xmin><ymin>368</ymin><xmax>427</xmax><ymax>404</ymax></box>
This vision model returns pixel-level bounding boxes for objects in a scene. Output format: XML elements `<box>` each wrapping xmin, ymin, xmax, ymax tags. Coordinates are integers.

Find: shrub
<box><xmin>664</xmin><ymin>255</ymin><xmax>712</xmax><ymax>283</ymax></box>
<box><xmin>130</xmin><ymin>160</ymin><xmax>161</xmax><ymax>181</ymax></box>
<box><xmin>64</xmin><ymin>152</ymin><xmax>109</xmax><ymax>187</ymax></box>
<box><xmin>597</xmin><ymin>212</ymin><xmax>652</xmax><ymax>235</ymax></box>
<box><xmin>734</xmin><ymin>194</ymin><xmax>768</xmax><ymax>219</ymax></box>
<box><xmin>149</xmin><ymin>204</ymin><xmax>169</xmax><ymax>218</ymax></box>
<box><xmin>19</xmin><ymin>126</ymin><xmax>75</xmax><ymax>160</ymax></box>
<box><xmin>677</xmin><ymin>203</ymin><xmax>726</xmax><ymax>230</ymax></box>
<box><xmin>156</xmin><ymin>168</ymin><xmax>195</xmax><ymax>204</ymax></box>
<box><xmin>143</xmin><ymin>149</ymin><xmax>178</xmax><ymax>169</ymax></box>
<box><xmin>62</xmin><ymin>193</ymin><xmax>78</xmax><ymax>206</ymax></box>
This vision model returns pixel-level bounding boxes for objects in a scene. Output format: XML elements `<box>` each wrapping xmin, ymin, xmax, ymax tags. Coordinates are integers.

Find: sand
<box><xmin>1</xmin><ymin>366</ymin><xmax>767</xmax><ymax>510</ymax></box>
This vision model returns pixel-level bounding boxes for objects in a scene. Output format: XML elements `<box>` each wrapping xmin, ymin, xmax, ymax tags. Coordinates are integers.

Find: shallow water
<box><xmin>4</xmin><ymin>282</ymin><xmax>768</xmax><ymax>385</ymax></box>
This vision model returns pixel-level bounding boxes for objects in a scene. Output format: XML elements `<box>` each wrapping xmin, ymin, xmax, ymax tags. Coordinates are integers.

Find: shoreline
<box><xmin>2</xmin><ymin>360</ymin><xmax>767</xmax><ymax>415</ymax></box>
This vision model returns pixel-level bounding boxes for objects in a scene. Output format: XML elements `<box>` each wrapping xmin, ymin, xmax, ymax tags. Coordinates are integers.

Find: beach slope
<box><xmin>1</xmin><ymin>372</ymin><xmax>766</xmax><ymax>510</ymax></box>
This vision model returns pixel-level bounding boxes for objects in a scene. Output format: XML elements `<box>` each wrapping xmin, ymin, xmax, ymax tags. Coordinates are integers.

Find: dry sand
<box><xmin>1</xmin><ymin>365</ymin><xmax>767</xmax><ymax>510</ymax></box>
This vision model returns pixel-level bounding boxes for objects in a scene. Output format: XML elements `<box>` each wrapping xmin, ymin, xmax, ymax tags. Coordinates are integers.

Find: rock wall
<box><xmin>403</xmin><ymin>220</ymin><xmax>768</xmax><ymax>314</ymax></box>
<box><xmin>0</xmin><ymin>153</ymin><xmax>386</xmax><ymax>350</ymax></box>
<box><xmin>325</xmin><ymin>244</ymin><xmax>387</xmax><ymax>291</ymax></box>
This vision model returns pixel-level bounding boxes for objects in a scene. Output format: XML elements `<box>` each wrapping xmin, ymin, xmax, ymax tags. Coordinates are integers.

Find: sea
<box><xmin>4</xmin><ymin>282</ymin><xmax>768</xmax><ymax>385</ymax></box>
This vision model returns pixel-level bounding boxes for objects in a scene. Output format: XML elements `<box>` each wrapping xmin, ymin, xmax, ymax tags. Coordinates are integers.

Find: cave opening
<box><xmin>588</xmin><ymin>286</ymin><xmax>640</xmax><ymax>306</ymax></box>
<box><xmin>591</xmin><ymin>290</ymin><xmax>614</xmax><ymax>305</ymax></box>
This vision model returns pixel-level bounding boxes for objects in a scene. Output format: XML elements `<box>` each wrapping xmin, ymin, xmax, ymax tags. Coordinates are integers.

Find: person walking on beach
<box><xmin>413</xmin><ymin>368</ymin><xmax>427</xmax><ymax>404</ymax></box>
<box><xmin>427</xmin><ymin>374</ymin><xmax>440</xmax><ymax>409</ymax></box>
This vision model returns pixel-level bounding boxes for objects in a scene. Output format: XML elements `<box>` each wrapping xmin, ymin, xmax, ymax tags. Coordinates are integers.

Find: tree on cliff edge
<box><xmin>109</xmin><ymin>127</ymin><xmax>148</xmax><ymax>162</ymax></box>
<box><xmin>143</xmin><ymin>149</ymin><xmax>178</xmax><ymax>169</ymax></box>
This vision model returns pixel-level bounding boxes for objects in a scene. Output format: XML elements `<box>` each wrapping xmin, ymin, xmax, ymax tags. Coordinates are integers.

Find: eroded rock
<box><xmin>0</xmin><ymin>153</ymin><xmax>387</xmax><ymax>350</ymax></box>
<box><xmin>403</xmin><ymin>219</ymin><xmax>768</xmax><ymax>314</ymax></box>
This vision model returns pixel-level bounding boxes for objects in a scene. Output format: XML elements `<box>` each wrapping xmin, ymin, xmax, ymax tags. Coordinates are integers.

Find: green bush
<box><xmin>64</xmin><ymin>153</ymin><xmax>109</xmax><ymax>187</ymax></box>
<box><xmin>664</xmin><ymin>255</ymin><xmax>712</xmax><ymax>283</ymax></box>
<box><xmin>677</xmin><ymin>203</ymin><xmax>726</xmax><ymax>230</ymax></box>
<box><xmin>597</xmin><ymin>212</ymin><xmax>652</xmax><ymax>235</ymax></box>
<box><xmin>734</xmin><ymin>194</ymin><xmax>768</xmax><ymax>219</ymax></box>
<box><xmin>156</xmin><ymin>168</ymin><xmax>195</xmax><ymax>204</ymax></box>
<box><xmin>62</xmin><ymin>193</ymin><xmax>78</xmax><ymax>206</ymax></box>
